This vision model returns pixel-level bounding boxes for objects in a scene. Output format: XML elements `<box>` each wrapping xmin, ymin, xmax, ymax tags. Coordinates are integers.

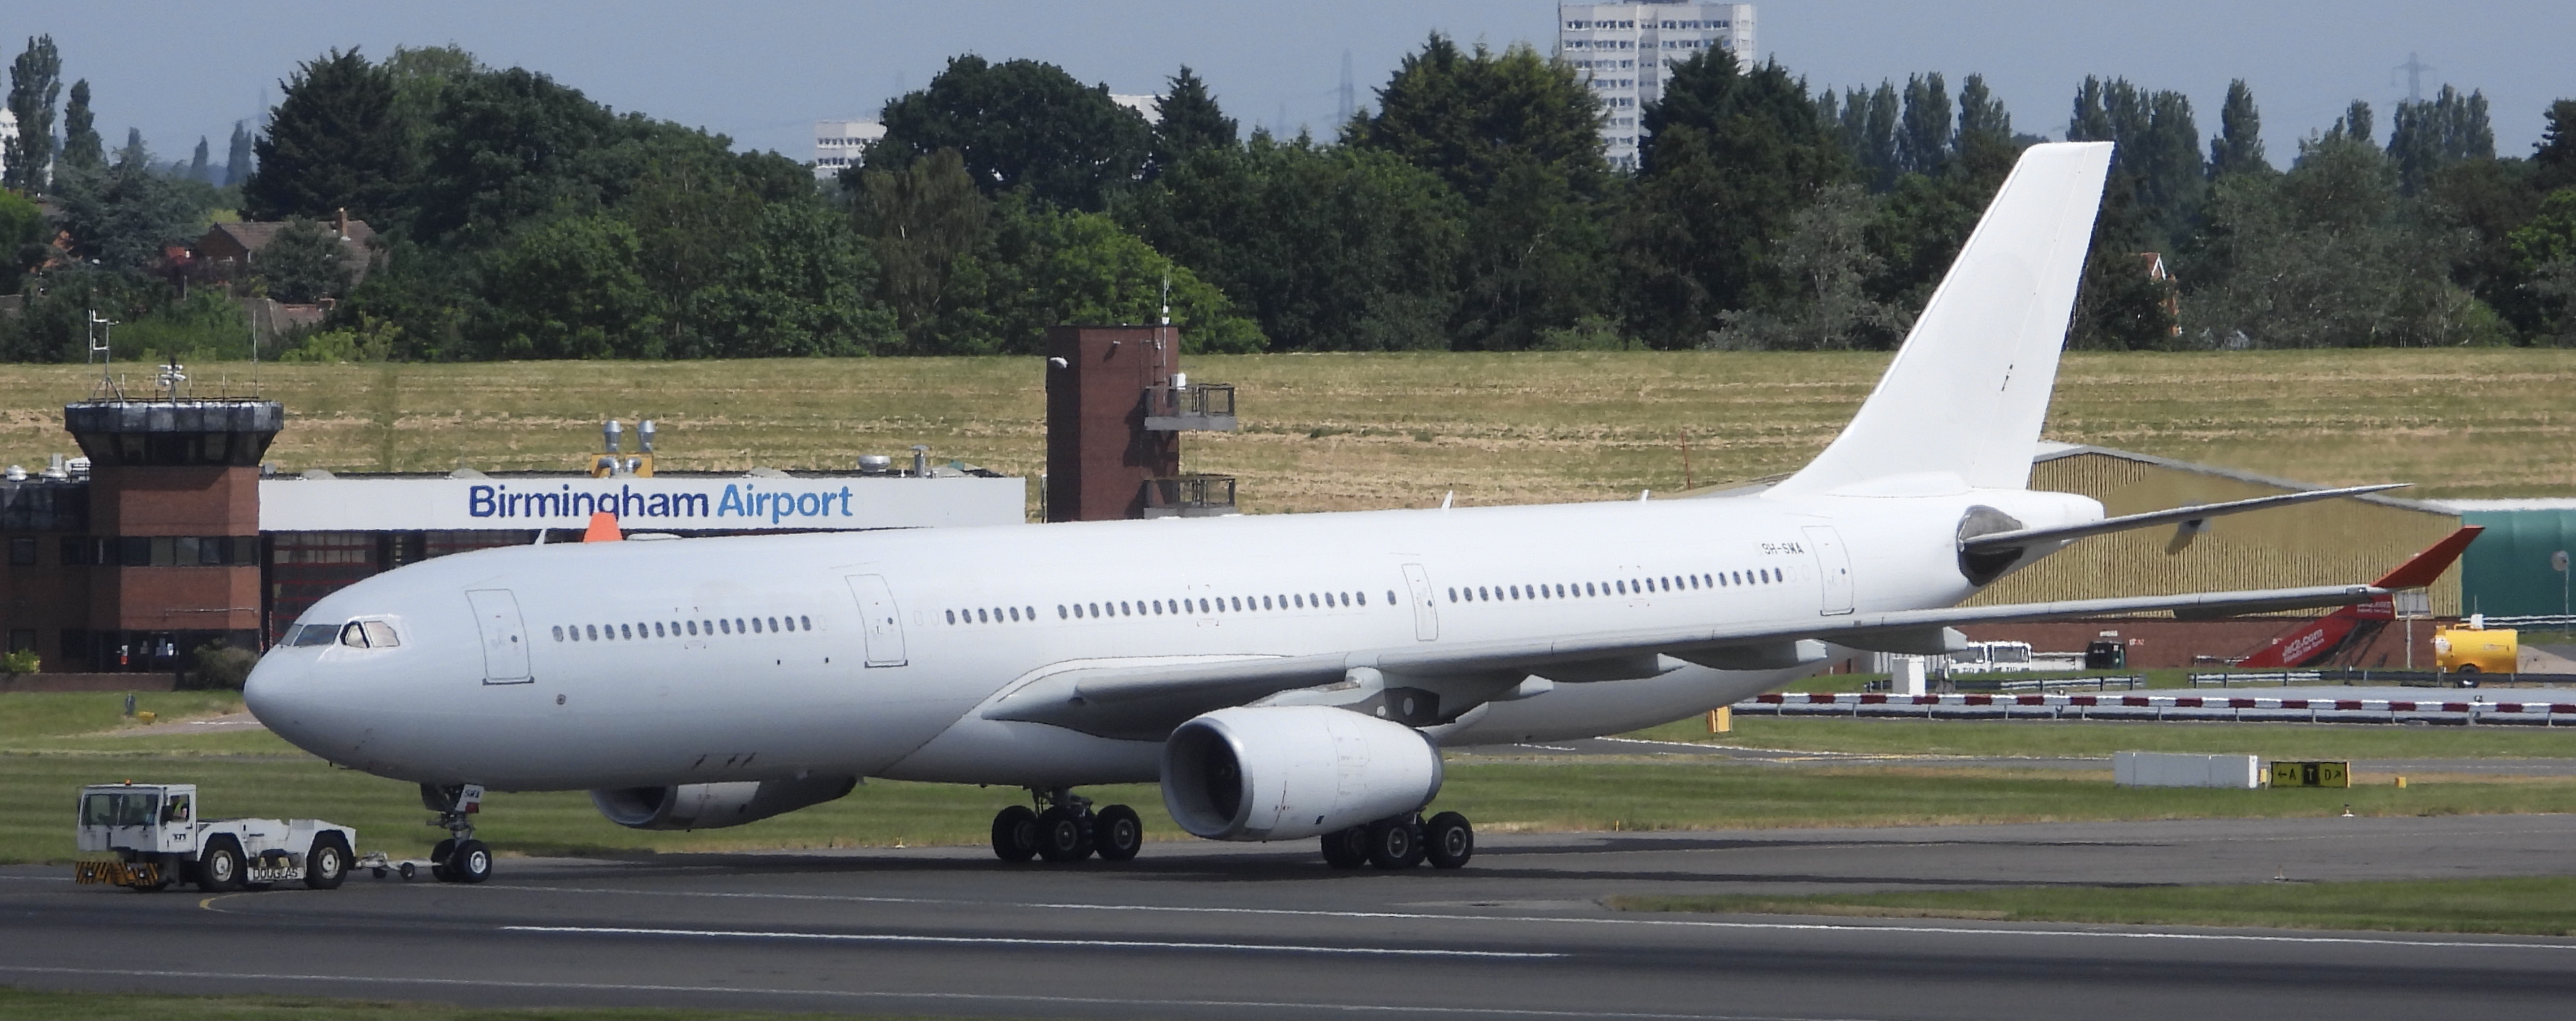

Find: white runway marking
<box><xmin>0</xmin><ymin>965</ymin><xmax>1838</xmax><ymax>1020</ymax></box>
<box><xmin>503</xmin><ymin>923</ymin><xmax>1563</xmax><ymax>958</ymax></box>
<box><xmin>485</xmin><ymin>883</ymin><xmax>2576</xmax><ymax>952</ymax></box>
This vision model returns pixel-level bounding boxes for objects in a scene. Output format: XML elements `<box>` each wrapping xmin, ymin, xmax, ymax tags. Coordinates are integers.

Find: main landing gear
<box><xmin>990</xmin><ymin>788</ymin><xmax>1143</xmax><ymax>864</ymax></box>
<box><xmin>1322</xmin><ymin>811</ymin><xmax>1474</xmax><ymax>871</ymax></box>
<box><xmin>421</xmin><ymin>783</ymin><xmax>494</xmax><ymax>884</ymax></box>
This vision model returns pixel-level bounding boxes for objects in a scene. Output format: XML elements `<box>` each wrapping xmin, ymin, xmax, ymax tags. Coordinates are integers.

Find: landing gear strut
<box><xmin>990</xmin><ymin>788</ymin><xmax>1144</xmax><ymax>863</ymax></box>
<box><xmin>421</xmin><ymin>783</ymin><xmax>493</xmax><ymax>884</ymax></box>
<box><xmin>1321</xmin><ymin>810</ymin><xmax>1474</xmax><ymax>870</ymax></box>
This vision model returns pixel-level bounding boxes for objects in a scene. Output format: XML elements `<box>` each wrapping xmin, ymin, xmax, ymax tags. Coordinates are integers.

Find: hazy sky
<box><xmin>16</xmin><ymin>1</ymin><xmax>2569</xmax><ymax>171</ymax></box>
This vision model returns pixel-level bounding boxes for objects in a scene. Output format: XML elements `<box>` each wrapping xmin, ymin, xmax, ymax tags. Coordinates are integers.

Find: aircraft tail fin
<box><xmin>1770</xmin><ymin>142</ymin><xmax>2113</xmax><ymax>498</ymax></box>
<box><xmin>2236</xmin><ymin>527</ymin><xmax>2482</xmax><ymax>668</ymax></box>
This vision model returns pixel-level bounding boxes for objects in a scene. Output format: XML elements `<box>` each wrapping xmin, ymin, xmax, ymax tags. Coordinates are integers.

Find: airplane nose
<box><xmin>242</xmin><ymin>644</ymin><xmax>327</xmax><ymax>751</ymax></box>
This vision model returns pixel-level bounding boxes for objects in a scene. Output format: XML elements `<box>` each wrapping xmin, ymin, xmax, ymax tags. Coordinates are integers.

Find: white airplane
<box><xmin>244</xmin><ymin>142</ymin><xmax>2393</xmax><ymax>883</ymax></box>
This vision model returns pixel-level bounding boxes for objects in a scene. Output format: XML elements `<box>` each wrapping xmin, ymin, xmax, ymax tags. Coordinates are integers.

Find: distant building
<box><xmin>195</xmin><ymin>210</ymin><xmax>378</xmax><ymax>287</ymax></box>
<box><xmin>1109</xmin><ymin>94</ymin><xmax>1162</xmax><ymax>124</ymax></box>
<box><xmin>1557</xmin><ymin>2</ymin><xmax>1756</xmax><ymax>168</ymax></box>
<box><xmin>0</xmin><ymin>108</ymin><xmax>16</xmax><ymax>184</ymax></box>
<box><xmin>813</xmin><ymin>119</ymin><xmax>886</xmax><ymax>180</ymax></box>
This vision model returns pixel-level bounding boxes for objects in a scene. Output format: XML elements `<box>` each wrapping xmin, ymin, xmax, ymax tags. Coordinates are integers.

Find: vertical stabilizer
<box><xmin>1770</xmin><ymin>142</ymin><xmax>2113</xmax><ymax>497</ymax></box>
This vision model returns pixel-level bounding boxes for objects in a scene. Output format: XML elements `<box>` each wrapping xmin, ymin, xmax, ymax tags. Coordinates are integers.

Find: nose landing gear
<box><xmin>421</xmin><ymin>783</ymin><xmax>493</xmax><ymax>884</ymax></box>
<box><xmin>989</xmin><ymin>788</ymin><xmax>1144</xmax><ymax>863</ymax></box>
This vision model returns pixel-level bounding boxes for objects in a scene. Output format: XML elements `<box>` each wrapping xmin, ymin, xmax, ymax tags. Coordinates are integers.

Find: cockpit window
<box><xmin>291</xmin><ymin>623</ymin><xmax>338</xmax><ymax>647</ymax></box>
<box><xmin>360</xmin><ymin>621</ymin><xmax>401</xmax><ymax>648</ymax></box>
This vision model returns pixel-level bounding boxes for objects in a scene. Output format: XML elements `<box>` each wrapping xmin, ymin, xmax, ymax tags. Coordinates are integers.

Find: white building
<box><xmin>0</xmin><ymin>108</ymin><xmax>17</xmax><ymax>184</ymax></box>
<box><xmin>1557</xmin><ymin>3</ymin><xmax>1756</xmax><ymax>168</ymax></box>
<box><xmin>813</xmin><ymin>119</ymin><xmax>887</xmax><ymax>180</ymax></box>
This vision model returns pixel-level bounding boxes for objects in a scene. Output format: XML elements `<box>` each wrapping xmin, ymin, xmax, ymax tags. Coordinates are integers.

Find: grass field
<box><xmin>7</xmin><ymin>349</ymin><xmax>2571</xmax><ymax>513</ymax></box>
<box><xmin>1610</xmin><ymin>875</ymin><xmax>2576</xmax><ymax>937</ymax></box>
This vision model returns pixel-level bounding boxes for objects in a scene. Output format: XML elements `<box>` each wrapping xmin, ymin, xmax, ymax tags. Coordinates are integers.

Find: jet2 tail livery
<box><xmin>246</xmin><ymin>143</ymin><xmax>2391</xmax><ymax>879</ymax></box>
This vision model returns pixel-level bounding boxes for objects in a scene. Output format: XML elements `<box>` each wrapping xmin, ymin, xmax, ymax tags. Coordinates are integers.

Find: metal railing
<box><xmin>1142</xmin><ymin>474</ymin><xmax>1237</xmax><ymax>518</ymax></box>
<box><xmin>1143</xmin><ymin>383</ymin><xmax>1237</xmax><ymax>431</ymax></box>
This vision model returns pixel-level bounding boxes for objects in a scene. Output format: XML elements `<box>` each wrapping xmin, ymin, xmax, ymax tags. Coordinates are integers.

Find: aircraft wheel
<box><xmin>1366</xmin><ymin>815</ymin><xmax>1425</xmax><ymax>870</ymax></box>
<box><xmin>990</xmin><ymin>805</ymin><xmax>1039</xmax><ymax>862</ymax></box>
<box><xmin>1320</xmin><ymin>826</ymin><xmax>1369</xmax><ymax>869</ymax></box>
<box><xmin>429</xmin><ymin>838</ymin><xmax>457</xmax><ymax>882</ymax></box>
<box><xmin>196</xmin><ymin>839</ymin><xmax>244</xmax><ymax>893</ymax></box>
<box><xmin>1425</xmin><ymin>812</ymin><xmax>1474</xmax><ymax>869</ymax></box>
<box><xmin>448</xmin><ymin>839</ymin><xmax>494</xmax><ymax>884</ymax></box>
<box><xmin>305</xmin><ymin>835</ymin><xmax>350</xmax><ymax>890</ymax></box>
<box><xmin>1093</xmin><ymin>805</ymin><xmax>1143</xmax><ymax>862</ymax></box>
<box><xmin>1034</xmin><ymin>806</ymin><xmax>1093</xmax><ymax>862</ymax></box>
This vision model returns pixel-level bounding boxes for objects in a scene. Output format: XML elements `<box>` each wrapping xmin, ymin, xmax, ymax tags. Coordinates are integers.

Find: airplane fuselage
<box><xmin>246</xmin><ymin>486</ymin><xmax>2097</xmax><ymax>792</ymax></box>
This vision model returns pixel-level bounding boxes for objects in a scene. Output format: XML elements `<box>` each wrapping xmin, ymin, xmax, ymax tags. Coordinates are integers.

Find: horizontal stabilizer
<box><xmin>1962</xmin><ymin>483</ymin><xmax>2412</xmax><ymax>553</ymax></box>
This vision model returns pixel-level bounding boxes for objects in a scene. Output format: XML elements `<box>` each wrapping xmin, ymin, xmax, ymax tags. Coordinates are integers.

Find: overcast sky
<box><xmin>17</xmin><ymin>1</ymin><xmax>2569</xmax><ymax>171</ymax></box>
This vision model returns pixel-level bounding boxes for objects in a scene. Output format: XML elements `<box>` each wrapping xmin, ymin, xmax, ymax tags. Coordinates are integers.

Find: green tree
<box><xmin>2508</xmin><ymin>189</ymin><xmax>2576</xmax><ymax>341</ymax></box>
<box><xmin>2209</xmin><ymin>79</ymin><xmax>2269</xmax><ymax>178</ymax></box>
<box><xmin>3</xmin><ymin>35</ymin><xmax>59</xmax><ymax>193</ymax></box>
<box><xmin>188</xmin><ymin>136</ymin><xmax>211</xmax><ymax>184</ymax></box>
<box><xmin>255</xmin><ymin>218</ymin><xmax>358</xmax><ymax>303</ymax></box>
<box><xmin>116</xmin><ymin>128</ymin><xmax>146</xmax><ymax>170</ymax></box>
<box><xmin>1625</xmin><ymin>51</ymin><xmax>1854</xmax><ymax>347</ymax></box>
<box><xmin>484</xmin><ymin>214</ymin><xmax>658</xmax><ymax>358</ymax></box>
<box><xmin>2328</xmin><ymin>100</ymin><xmax>2374</xmax><ymax>144</ymax></box>
<box><xmin>1831</xmin><ymin>82</ymin><xmax>1899</xmax><ymax>191</ymax></box>
<box><xmin>1706</xmin><ymin>184</ymin><xmax>1905</xmax><ymax>349</ymax></box>
<box><xmin>689</xmin><ymin>200</ymin><xmax>899</xmax><ymax>358</ymax></box>
<box><xmin>1353</xmin><ymin>35</ymin><xmax>1608</xmax><ymax>204</ymax></box>
<box><xmin>225</xmin><ymin>120</ymin><xmax>255</xmax><ymax>187</ymax></box>
<box><xmin>2388</xmin><ymin>85</ymin><xmax>2495</xmax><ymax>194</ymax></box>
<box><xmin>868</xmin><ymin>55</ymin><xmax>1152</xmax><ymax>212</ymax></box>
<box><xmin>2067</xmin><ymin>76</ymin><xmax>2206</xmax><ymax>251</ymax></box>
<box><xmin>1954</xmin><ymin>74</ymin><xmax>2015</xmax><ymax>172</ymax></box>
<box><xmin>246</xmin><ymin>49</ymin><xmax>415</xmax><ymax>224</ymax></box>
<box><xmin>58</xmin><ymin>78</ymin><xmax>100</xmax><ymax>173</ymax></box>
<box><xmin>936</xmin><ymin>196</ymin><xmax>1256</xmax><ymax>355</ymax></box>
<box><xmin>0</xmin><ymin>188</ymin><xmax>47</xmax><ymax>293</ymax></box>
<box><xmin>410</xmin><ymin>67</ymin><xmax>624</xmax><ymax>243</ymax></box>
<box><xmin>1122</xmin><ymin>135</ymin><xmax>1462</xmax><ymax>351</ymax></box>
<box><xmin>2537</xmin><ymin>100</ymin><xmax>2576</xmax><ymax>194</ymax></box>
<box><xmin>856</xmin><ymin>148</ymin><xmax>991</xmax><ymax>348</ymax></box>
<box><xmin>1896</xmin><ymin>73</ymin><xmax>1950</xmax><ymax>176</ymax></box>
<box><xmin>53</xmin><ymin>157</ymin><xmax>202</xmax><ymax>273</ymax></box>
<box><xmin>1148</xmin><ymin>66</ymin><xmax>1237</xmax><ymax>178</ymax></box>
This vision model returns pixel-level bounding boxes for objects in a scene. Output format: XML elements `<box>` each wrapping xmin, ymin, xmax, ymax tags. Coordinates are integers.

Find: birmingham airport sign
<box><xmin>257</xmin><ymin>476</ymin><xmax>1027</xmax><ymax>532</ymax></box>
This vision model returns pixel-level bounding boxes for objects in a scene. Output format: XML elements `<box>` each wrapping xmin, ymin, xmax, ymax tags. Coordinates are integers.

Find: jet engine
<box><xmin>590</xmin><ymin>774</ymin><xmax>857</xmax><ymax>831</ymax></box>
<box><xmin>1161</xmin><ymin>705</ymin><xmax>1442</xmax><ymax>842</ymax></box>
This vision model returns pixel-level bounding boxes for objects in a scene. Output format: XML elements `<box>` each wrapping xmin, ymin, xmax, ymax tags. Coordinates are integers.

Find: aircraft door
<box><xmin>1400</xmin><ymin>564</ymin><xmax>1439</xmax><ymax>641</ymax></box>
<box><xmin>844</xmin><ymin>574</ymin><xmax>908</xmax><ymax>667</ymax></box>
<box><xmin>465</xmin><ymin>589</ymin><xmax>534</xmax><ymax>683</ymax></box>
<box><xmin>1803</xmin><ymin>526</ymin><xmax>1855</xmax><ymax>616</ymax></box>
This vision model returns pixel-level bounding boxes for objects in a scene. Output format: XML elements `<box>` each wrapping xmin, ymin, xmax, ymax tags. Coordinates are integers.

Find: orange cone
<box><xmin>582</xmin><ymin>511</ymin><xmax>622</xmax><ymax>543</ymax></box>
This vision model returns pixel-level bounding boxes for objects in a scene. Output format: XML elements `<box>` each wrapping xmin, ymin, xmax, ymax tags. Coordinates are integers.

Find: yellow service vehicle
<box><xmin>2433</xmin><ymin>619</ymin><xmax>2518</xmax><ymax>676</ymax></box>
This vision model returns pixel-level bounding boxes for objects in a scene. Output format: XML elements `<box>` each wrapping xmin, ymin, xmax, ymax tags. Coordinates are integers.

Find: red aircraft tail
<box><xmin>2235</xmin><ymin>526</ymin><xmax>2482</xmax><ymax>668</ymax></box>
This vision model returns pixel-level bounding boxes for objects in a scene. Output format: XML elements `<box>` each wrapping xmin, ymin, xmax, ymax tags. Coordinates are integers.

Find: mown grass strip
<box><xmin>1608</xmin><ymin>875</ymin><xmax>2576</xmax><ymax>937</ymax></box>
<box><xmin>0</xmin><ymin>986</ymin><xmax>973</xmax><ymax>1021</ymax></box>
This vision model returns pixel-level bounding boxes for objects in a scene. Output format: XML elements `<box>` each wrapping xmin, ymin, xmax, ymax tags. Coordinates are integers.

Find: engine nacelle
<box><xmin>590</xmin><ymin>774</ymin><xmax>856</xmax><ymax>831</ymax></box>
<box><xmin>1161</xmin><ymin>705</ymin><xmax>1442</xmax><ymax>842</ymax></box>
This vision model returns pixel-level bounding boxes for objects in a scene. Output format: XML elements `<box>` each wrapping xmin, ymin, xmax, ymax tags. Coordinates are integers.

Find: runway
<box><xmin>10</xmin><ymin>815</ymin><xmax>2576</xmax><ymax>1019</ymax></box>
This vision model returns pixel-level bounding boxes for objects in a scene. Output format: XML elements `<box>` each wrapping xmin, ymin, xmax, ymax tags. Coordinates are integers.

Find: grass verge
<box><xmin>1608</xmin><ymin>876</ymin><xmax>2576</xmax><ymax>937</ymax></box>
<box><xmin>1620</xmin><ymin>715</ymin><xmax>2576</xmax><ymax>760</ymax></box>
<box><xmin>0</xmin><ymin>986</ymin><xmax>973</xmax><ymax>1021</ymax></box>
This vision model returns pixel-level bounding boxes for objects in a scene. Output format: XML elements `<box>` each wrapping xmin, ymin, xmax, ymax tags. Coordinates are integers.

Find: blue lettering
<box><xmin>470</xmin><ymin>485</ymin><xmax>495</xmax><ymax>517</ymax></box>
<box><xmin>717</xmin><ymin>485</ymin><xmax>745</xmax><ymax>517</ymax></box>
<box><xmin>647</xmin><ymin>493</ymin><xmax>670</xmax><ymax>517</ymax></box>
<box><xmin>622</xmin><ymin>486</ymin><xmax>645</xmax><ymax>518</ymax></box>
<box><xmin>795</xmin><ymin>493</ymin><xmax>820</xmax><ymax>517</ymax></box>
<box><xmin>838</xmin><ymin>486</ymin><xmax>852</xmax><ymax>515</ymax></box>
<box><xmin>678</xmin><ymin>492</ymin><xmax>709</xmax><ymax>517</ymax></box>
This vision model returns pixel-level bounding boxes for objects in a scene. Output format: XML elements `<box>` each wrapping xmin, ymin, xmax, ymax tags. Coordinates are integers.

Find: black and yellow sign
<box><xmin>2270</xmin><ymin>760</ymin><xmax>2351</xmax><ymax>788</ymax></box>
<box><xmin>72</xmin><ymin>860</ymin><xmax>162</xmax><ymax>887</ymax></box>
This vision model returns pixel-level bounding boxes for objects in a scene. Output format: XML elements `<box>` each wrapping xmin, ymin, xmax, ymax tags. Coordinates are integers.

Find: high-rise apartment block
<box><xmin>1557</xmin><ymin>3</ymin><xmax>1756</xmax><ymax>167</ymax></box>
<box><xmin>813</xmin><ymin>120</ymin><xmax>887</xmax><ymax>180</ymax></box>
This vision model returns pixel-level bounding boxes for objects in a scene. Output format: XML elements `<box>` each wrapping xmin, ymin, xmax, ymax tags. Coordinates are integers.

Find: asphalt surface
<box><xmin>1464</xmin><ymin>734</ymin><xmax>2576</xmax><ymax>776</ymax></box>
<box><xmin>11</xmin><ymin>815</ymin><xmax>2576</xmax><ymax>1020</ymax></box>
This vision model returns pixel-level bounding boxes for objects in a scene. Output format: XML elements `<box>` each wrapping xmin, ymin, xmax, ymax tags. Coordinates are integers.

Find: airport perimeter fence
<box><xmin>2190</xmin><ymin>669</ymin><xmax>2576</xmax><ymax>688</ymax></box>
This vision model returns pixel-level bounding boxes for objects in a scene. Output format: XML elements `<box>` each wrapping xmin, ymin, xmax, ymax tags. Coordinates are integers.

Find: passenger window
<box><xmin>360</xmin><ymin>621</ymin><xmax>401</xmax><ymax>648</ymax></box>
<box><xmin>946</xmin><ymin>610</ymin><xmax>957</xmax><ymax>625</ymax></box>
<box><xmin>552</xmin><ymin>625</ymin><xmax>565</xmax><ymax>641</ymax></box>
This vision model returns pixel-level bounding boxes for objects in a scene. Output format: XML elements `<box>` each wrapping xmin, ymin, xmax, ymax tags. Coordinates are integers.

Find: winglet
<box><xmin>582</xmin><ymin>511</ymin><xmax>623</xmax><ymax>543</ymax></box>
<box><xmin>2373</xmin><ymin>526</ymin><xmax>2481</xmax><ymax>589</ymax></box>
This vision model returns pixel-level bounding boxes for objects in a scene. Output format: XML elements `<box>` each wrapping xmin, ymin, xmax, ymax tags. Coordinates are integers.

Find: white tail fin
<box><xmin>1769</xmin><ymin>142</ymin><xmax>2113</xmax><ymax>497</ymax></box>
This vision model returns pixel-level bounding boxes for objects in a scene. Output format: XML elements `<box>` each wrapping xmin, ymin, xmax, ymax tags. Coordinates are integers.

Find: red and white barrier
<box><xmin>1735</xmin><ymin>691</ymin><xmax>2576</xmax><ymax>725</ymax></box>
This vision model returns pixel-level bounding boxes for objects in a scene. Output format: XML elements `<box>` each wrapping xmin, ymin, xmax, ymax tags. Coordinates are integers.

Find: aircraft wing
<box><xmin>981</xmin><ymin>582</ymin><xmax>2383</xmax><ymax>740</ymax></box>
